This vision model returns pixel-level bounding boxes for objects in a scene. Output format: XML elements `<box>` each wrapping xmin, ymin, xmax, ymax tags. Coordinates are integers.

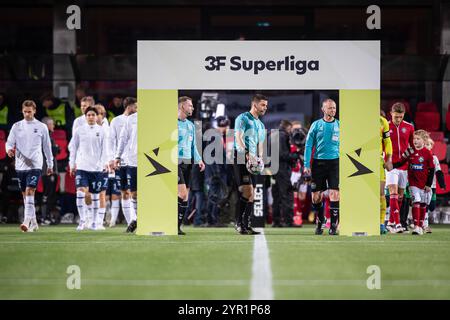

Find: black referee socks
<box><xmin>178</xmin><ymin>197</ymin><xmax>188</xmax><ymax>229</ymax></box>
<box><xmin>330</xmin><ymin>201</ymin><xmax>340</xmax><ymax>227</ymax></box>
<box><xmin>312</xmin><ymin>202</ymin><xmax>325</xmax><ymax>223</ymax></box>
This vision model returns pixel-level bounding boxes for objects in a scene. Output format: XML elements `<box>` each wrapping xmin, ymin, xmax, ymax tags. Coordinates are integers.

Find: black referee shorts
<box><xmin>232</xmin><ymin>150</ymin><xmax>254</xmax><ymax>187</ymax></box>
<box><xmin>178</xmin><ymin>163</ymin><xmax>192</xmax><ymax>187</ymax></box>
<box><xmin>311</xmin><ymin>158</ymin><xmax>339</xmax><ymax>192</ymax></box>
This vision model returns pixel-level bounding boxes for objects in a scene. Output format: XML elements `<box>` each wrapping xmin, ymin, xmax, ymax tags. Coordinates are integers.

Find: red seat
<box><xmin>429</xmin><ymin>131</ymin><xmax>444</xmax><ymax>142</ymax></box>
<box><xmin>52</xmin><ymin>130</ymin><xmax>68</xmax><ymax>161</ymax></box>
<box><xmin>446</xmin><ymin>112</ymin><xmax>450</xmax><ymax>131</ymax></box>
<box><xmin>64</xmin><ymin>166</ymin><xmax>76</xmax><ymax>194</ymax></box>
<box><xmin>54</xmin><ymin>138</ymin><xmax>68</xmax><ymax>161</ymax></box>
<box><xmin>415</xmin><ymin>112</ymin><xmax>440</xmax><ymax>131</ymax></box>
<box><xmin>440</xmin><ymin>163</ymin><xmax>448</xmax><ymax>174</ymax></box>
<box><xmin>0</xmin><ymin>129</ymin><xmax>6</xmax><ymax>160</ymax></box>
<box><xmin>417</xmin><ymin>102</ymin><xmax>438</xmax><ymax>112</ymax></box>
<box><xmin>436</xmin><ymin>174</ymin><xmax>450</xmax><ymax>195</ymax></box>
<box><xmin>432</xmin><ymin>141</ymin><xmax>447</xmax><ymax>162</ymax></box>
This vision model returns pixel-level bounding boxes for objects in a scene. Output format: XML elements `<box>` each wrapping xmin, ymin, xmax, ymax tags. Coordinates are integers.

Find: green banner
<box><xmin>137</xmin><ymin>89</ymin><xmax>178</xmax><ymax>236</ymax></box>
<box><xmin>340</xmin><ymin>90</ymin><xmax>380</xmax><ymax>236</ymax></box>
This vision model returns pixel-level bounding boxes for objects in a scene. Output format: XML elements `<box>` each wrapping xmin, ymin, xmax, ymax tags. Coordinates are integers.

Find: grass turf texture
<box><xmin>0</xmin><ymin>224</ymin><xmax>450</xmax><ymax>299</ymax></box>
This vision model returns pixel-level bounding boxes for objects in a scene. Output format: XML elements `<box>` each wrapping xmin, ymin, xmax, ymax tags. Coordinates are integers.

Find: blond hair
<box><xmin>414</xmin><ymin>129</ymin><xmax>430</xmax><ymax>142</ymax></box>
<box><xmin>94</xmin><ymin>103</ymin><xmax>106</xmax><ymax>116</ymax></box>
<box><xmin>178</xmin><ymin>96</ymin><xmax>192</xmax><ymax>108</ymax></box>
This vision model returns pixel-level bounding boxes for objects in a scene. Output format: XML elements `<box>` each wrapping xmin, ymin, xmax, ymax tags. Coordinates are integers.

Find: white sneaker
<box><xmin>29</xmin><ymin>223</ymin><xmax>39</xmax><ymax>232</ymax></box>
<box><xmin>109</xmin><ymin>220</ymin><xmax>116</xmax><ymax>228</ymax></box>
<box><xmin>412</xmin><ymin>226</ymin><xmax>422</xmax><ymax>235</ymax></box>
<box><xmin>386</xmin><ymin>222</ymin><xmax>395</xmax><ymax>232</ymax></box>
<box><xmin>89</xmin><ymin>223</ymin><xmax>96</xmax><ymax>230</ymax></box>
<box><xmin>76</xmin><ymin>221</ymin><xmax>87</xmax><ymax>231</ymax></box>
<box><xmin>96</xmin><ymin>225</ymin><xmax>105</xmax><ymax>231</ymax></box>
<box><xmin>395</xmin><ymin>224</ymin><xmax>403</xmax><ymax>233</ymax></box>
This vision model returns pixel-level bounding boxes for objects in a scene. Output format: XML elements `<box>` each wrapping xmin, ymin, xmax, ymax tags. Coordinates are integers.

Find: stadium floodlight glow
<box><xmin>138</xmin><ymin>41</ymin><xmax>380</xmax><ymax>236</ymax></box>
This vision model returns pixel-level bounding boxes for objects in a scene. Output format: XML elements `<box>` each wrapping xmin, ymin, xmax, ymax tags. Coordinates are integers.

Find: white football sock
<box><xmin>121</xmin><ymin>198</ymin><xmax>131</xmax><ymax>225</ymax></box>
<box><xmin>91</xmin><ymin>193</ymin><xmax>100</xmax><ymax>226</ymax></box>
<box><xmin>23</xmin><ymin>196</ymin><xmax>34</xmax><ymax>226</ymax></box>
<box><xmin>424</xmin><ymin>211</ymin><xmax>429</xmax><ymax>228</ymax></box>
<box><xmin>130</xmin><ymin>198</ymin><xmax>137</xmax><ymax>221</ymax></box>
<box><xmin>86</xmin><ymin>203</ymin><xmax>93</xmax><ymax>226</ymax></box>
<box><xmin>97</xmin><ymin>207</ymin><xmax>106</xmax><ymax>226</ymax></box>
<box><xmin>76</xmin><ymin>191</ymin><xmax>86</xmax><ymax>223</ymax></box>
<box><xmin>111</xmin><ymin>199</ymin><xmax>120</xmax><ymax>224</ymax></box>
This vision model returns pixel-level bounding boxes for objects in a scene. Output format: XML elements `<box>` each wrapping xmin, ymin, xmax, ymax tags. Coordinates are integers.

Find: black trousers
<box><xmin>272</xmin><ymin>168</ymin><xmax>293</xmax><ymax>225</ymax></box>
<box><xmin>400</xmin><ymin>196</ymin><xmax>409</xmax><ymax>228</ymax></box>
<box><xmin>40</xmin><ymin>174</ymin><xmax>58</xmax><ymax>221</ymax></box>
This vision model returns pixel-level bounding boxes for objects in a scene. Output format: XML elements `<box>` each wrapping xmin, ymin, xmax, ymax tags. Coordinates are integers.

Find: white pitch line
<box><xmin>250</xmin><ymin>229</ymin><xmax>274</xmax><ymax>300</ymax></box>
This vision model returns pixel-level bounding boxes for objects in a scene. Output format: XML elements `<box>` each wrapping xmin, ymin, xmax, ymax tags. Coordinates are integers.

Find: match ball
<box><xmin>246</xmin><ymin>156</ymin><xmax>265</xmax><ymax>175</ymax></box>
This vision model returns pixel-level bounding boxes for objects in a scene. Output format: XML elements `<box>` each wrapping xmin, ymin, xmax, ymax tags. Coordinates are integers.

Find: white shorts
<box><xmin>291</xmin><ymin>171</ymin><xmax>301</xmax><ymax>186</ymax></box>
<box><xmin>299</xmin><ymin>183</ymin><xmax>308</xmax><ymax>193</ymax></box>
<box><xmin>409</xmin><ymin>186</ymin><xmax>432</xmax><ymax>204</ymax></box>
<box><xmin>386</xmin><ymin>169</ymin><xmax>408</xmax><ymax>189</ymax></box>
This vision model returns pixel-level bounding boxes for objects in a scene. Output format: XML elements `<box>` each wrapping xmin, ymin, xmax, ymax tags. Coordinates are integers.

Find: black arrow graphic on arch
<box><xmin>346</xmin><ymin>148</ymin><xmax>373</xmax><ymax>178</ymax></box>
<box><xmin>145</xmin><ymin>148</ymin><xmax>171</xmax><ymax>177</ymax></box>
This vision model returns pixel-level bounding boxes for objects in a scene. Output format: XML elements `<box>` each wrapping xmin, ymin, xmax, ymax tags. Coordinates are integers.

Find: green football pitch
<box><xmin>1</xmin><ymin>224</ymin><xmax>450</xmax><ymax>300</ymax></box>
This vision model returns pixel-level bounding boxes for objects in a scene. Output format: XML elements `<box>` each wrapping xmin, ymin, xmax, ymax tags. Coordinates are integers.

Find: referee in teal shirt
<box><xmin>233</xmin><ymin>94</ymin><xmax>267</xmax><ymax>235</ymax></box>
<box><xmin>304</xmin><ymin>98</ymin><xmax>340</xmax><ymax>235</ymax></box>
<box><xmin>177</xmin><ymin>96</ymin><xmax>205</xmax><ymax>235</ymax></box>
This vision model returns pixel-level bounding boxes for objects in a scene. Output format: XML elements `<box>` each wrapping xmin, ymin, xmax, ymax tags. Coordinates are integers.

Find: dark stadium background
<box><xmin>1</xmin><ymin>0</ymin><xmax>450</xmax><ymax>226</ymax></box>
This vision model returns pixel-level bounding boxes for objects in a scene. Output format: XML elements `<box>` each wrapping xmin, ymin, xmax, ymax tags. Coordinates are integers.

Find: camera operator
<box><xmin>272</xmin><ymin>120</ymin><xmax>298</xmax><ymax>227</ymax></box>
<box><xmin>290</xmin><ymin>121</ymin><xmax>308</xmax><ymax>226</ymax></box>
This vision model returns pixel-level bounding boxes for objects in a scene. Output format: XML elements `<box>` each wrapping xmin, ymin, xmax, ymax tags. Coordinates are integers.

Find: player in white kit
<box><xmin>115</xmin><ymin>105</ymin><xmax>138</xmax><ymax>233</ymax></box>
<box><xmin>5</xmin><ymin>100</ymin><xmax>54</xmax><ymax>232</ymax></box>
<box><xmin>109</xmin><ymin>97</ymin><xmax>137</xmax><ymax>228</ymax></box>
<box><xmin>69</xmin><ymin>107</ymin><xmax>110</xmax><ymax>231</ymax></box>
<box><xmin>70</xmin><ymin>96</ymin><xmax>96</xmax><ymax>225</ymax></box>
<box><xmin>93</xmin><ymin>104</ymin><xmax>110</xmax><ymax>230</ymax></box>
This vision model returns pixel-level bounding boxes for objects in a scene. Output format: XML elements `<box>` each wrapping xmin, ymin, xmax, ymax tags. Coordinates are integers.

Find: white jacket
<box><xmin>116</xmin><ymin>113</ymin><xmax>137</xmax><ymax>167</ymax></box>
<box><xmin>69</xmin><ymin>123</ymin><xmax>110</xmax><ymax>172</ymax></box>
<box><xmin>6</xmin><ymin>119</ymin><xmax>53</xmax><ymax>171</ymax></box>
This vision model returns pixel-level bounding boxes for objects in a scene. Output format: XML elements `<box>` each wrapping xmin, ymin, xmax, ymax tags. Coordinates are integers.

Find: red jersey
<box><xmin>405</xmin><ymin>147</ymin><xmax>435</xmax><ymax>189</ymax></box>
<box><xmin>388</xmin><ymin>120</ymin><xmax>414</xmax><ymax>170</ymax></box>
